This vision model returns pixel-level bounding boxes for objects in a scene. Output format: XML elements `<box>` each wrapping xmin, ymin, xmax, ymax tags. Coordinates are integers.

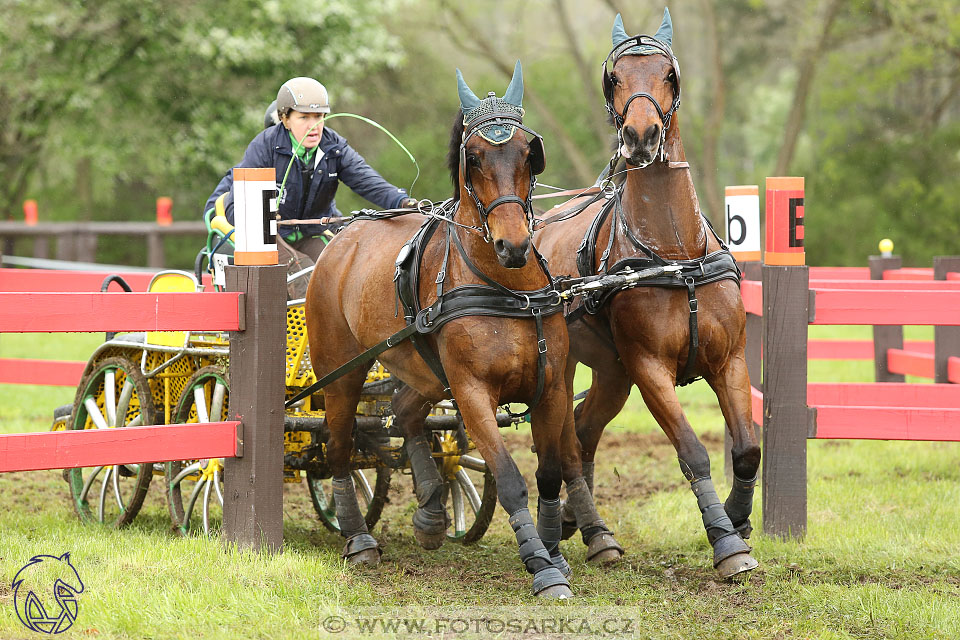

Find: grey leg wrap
<box><xmin>406</xmin><ymin>435</ymin><xmax>448</xmax><ymax>535</ymax></box>
<box><xmin>510</xmin><ymin>508</ymin><xmax>570</xmax><ymax>595</ymax></box>
<box><xmin>690</xmin><ymin>477</ymin><xmax>751</xmax><ymax>567</ymax></box>
<box><xmin>566</xmin><ymin>477</ymin><xmax>623</xmax><ymax>560</ymax></box>
<box><xmin>537</xmin><ymin>497</ymin><xmax>572</xmax><ymax>577</ymax></box>
<box><xmin>724</xmin><ymin>474</ymin><xmax>757</xmax><ymax>539</ymax></box>
<box><xmin>333</xmin><ymin>476</ymin><xmax>380</xmax><ymax>560</ymax></box>
<box><xmin>561</xmin><ymin>461</ymin><xmax>593</xmax><ymax>539</ymax></box>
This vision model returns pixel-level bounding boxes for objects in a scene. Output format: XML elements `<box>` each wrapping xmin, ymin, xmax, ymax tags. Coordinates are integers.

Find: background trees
<box><xmin>2</xmin><ymin>0</ymin><xmax>957</xmax><ymax>267</ymax></box>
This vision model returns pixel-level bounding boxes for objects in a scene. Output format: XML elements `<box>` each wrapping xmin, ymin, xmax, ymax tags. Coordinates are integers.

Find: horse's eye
<box><xmin>467</xmin><ymin>155</ymin><xmax>480</xmax><ymax>168</ymax></box>
<box><xmin>666</xmin><ymin>71</ymin><xmax>676</xmax><ymax>83</ymax></box>
<box><xmin>609</xmin><ymin>73</ymin><xmax>619</xmax><ymax>86</ymax></box>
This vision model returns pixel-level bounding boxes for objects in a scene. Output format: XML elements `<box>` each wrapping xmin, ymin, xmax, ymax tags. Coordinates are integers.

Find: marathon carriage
<box><xmin>50</xmin><ymin>210</ymin><xmax>501</xmax><ymax>542</ymax></box>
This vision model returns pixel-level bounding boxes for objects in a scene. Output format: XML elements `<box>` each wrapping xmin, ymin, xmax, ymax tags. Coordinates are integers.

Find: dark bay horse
<box><xmin>305</xmin><ymin>63</ymin><xmax>619</xmax><ymax>597</ymax></box>
<box><xmin>535</xmin><ymin>10</ymin><xmax>760</xmax><ymax>578</ymax></box>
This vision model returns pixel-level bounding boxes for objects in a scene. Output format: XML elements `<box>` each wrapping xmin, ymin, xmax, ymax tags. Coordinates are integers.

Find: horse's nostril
<box><xmin>494</xmin><ymin>239</ymin><xmax>506</xmax><ymax>253</ymax></box>
<box><xmin>622</xmin><ymin>125</ymin><xmax>639</xmax><ymax>147</ymax></box>
<box><xmin>643</xmin><ymin>124</ymin><xmax>660</xmax><ymax>147</ymax></box>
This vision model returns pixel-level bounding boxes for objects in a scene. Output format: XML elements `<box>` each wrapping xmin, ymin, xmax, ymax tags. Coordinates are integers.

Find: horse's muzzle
<box><xmin>494</xmin><ymin>236</ymin><xmax>531</xmax><ymax>268</ymax></box>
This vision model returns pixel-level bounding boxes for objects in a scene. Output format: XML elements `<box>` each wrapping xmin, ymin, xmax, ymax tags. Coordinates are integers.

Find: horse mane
<box><xmin>446</xmin><ymin>109</ymin><xmax>464</xmax><ymax>201</ymax></box>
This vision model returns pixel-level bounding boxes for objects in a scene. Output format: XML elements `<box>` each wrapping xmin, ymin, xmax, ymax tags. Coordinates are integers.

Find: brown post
<box><xmin>223</xmin><ymin>264</ymin><xmax>286</xmax><ymax>552</ymax></box>
<box><xmin>934</xmin><ymin>257</ymin><xmax>960</xmax><ymax>383</ymax></box>
<box><xmin>32</xmin><ymin>237</ymin><xmax>48</xmax><ymax>259</ymax></box>
<box><xmin>147</xmin><ymin>231</ymin><xmax>165</xmax><ymax>269</ymax></box>
<box><xmin>761</xmin><ymin>177</ymin><xmax>808</xmax><ymax>539</ymax></box>
<box><xmin>869</xmin><ymin>254</ymin><xmax>904</xmax><ymax>382</ymax></box>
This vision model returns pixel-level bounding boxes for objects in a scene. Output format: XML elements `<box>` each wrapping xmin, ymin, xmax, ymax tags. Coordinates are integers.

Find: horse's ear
<box><xmin>612</xmin><ymin>13</ymin><xmax>630</xmax><ymax>47</ymax></box>
<box><xmin>654</xmin><ymin>7</ymin><xmax>673</xmax><ymax>48</ymax></box>
<box><xmin>502</xmin><ymin>60</ymin><xmax>523</xmax><ymax>108</ymax></box>
<box><xmin>456</xmin><ymin>68</ymin><xmax>481</xmax><ymax>111</ymax></box>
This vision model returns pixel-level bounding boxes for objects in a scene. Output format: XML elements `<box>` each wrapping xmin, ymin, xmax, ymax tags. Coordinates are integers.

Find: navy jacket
<box><xmin>203</xmin><ymin>124</ymin><xmax>408</xmax><ymax>239</ymax></box>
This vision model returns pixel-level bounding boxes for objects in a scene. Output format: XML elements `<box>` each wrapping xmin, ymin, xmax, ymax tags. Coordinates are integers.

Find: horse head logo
<box><xmin>12</xmin><ymin>553</ymin><xmax>84</xmax><ymax>634</ymax></box>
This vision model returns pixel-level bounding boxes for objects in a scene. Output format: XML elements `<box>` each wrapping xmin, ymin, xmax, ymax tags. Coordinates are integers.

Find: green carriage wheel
<box><xmin>306</xmin><ymin>467</ymin><xmax>391</xmax><ymax>533</ymax></box>
<box><xmin>165</xmin><ymin>366</ymin><xmax>229</xmax><ymax>536</ymax></box>
<box><xmin>65</xmin><ymin>356</ymin><xmax>156</xmax><ymax>527</ymax></box>
<box><xmin>433</xmin><ymin>431</ymin><xmax>497</xmax><ymax>543</ymax></box>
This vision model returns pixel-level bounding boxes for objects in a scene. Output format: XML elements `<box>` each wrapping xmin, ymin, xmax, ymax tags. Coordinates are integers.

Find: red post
<box><xmin>23</xmin><ymin>200</ymin><xmax>38</xmax><ymax>226</ymax></box>
<box><xmin>156</xmin><ymin>197</ymin><xmax>173</xmax><ymax>226</ymax></box>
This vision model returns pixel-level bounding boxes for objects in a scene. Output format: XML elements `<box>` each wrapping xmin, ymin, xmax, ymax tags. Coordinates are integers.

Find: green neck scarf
<box><xmin>288</xmin><ymin>131</ymin><xmax>318</xmax><ymax>165</ymax></box>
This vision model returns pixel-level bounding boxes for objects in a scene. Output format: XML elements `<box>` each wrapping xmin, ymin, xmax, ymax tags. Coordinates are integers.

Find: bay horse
<box><xmin>305</xmin><ymin>62</ymin><xmax>620</xmax><ymax>597</ymax></box>
<box><xmin>535</xmin><ymin>9</ymin><xmax>760</xmax><ymax>578</ymax></box>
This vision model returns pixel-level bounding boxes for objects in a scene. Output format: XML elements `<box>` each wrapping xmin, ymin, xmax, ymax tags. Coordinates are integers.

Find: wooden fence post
<box><xmin>222</xmin><ymin>167</ymin><xmax>284</xmax><ymax>552</ymax></box>
<box><xmin>761</xmin><ymin>177</ymin><xmax>809</xmax><ymax>540</ymax></box>
<box><xmin>869</xmin><ymin>251</ymin><xmax>904</xmax><ymax>382</ymax></box>
<box><xmin>934</xmin><ymin>256</ymin><xmax>960</xmax><ymax>383</ymax></box>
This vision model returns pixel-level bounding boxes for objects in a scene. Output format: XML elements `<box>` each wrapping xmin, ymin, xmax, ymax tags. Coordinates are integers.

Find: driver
<box><xmin>203</xmin><ymin>77</ymin><xmax>417</xmax><ymax>297</ymax></box>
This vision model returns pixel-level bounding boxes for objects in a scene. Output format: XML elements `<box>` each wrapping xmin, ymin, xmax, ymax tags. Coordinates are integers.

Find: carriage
<box><xmin>49</xmin><ymin>211</ymin><xmax>503</xmax><ymax>542</ymax></box>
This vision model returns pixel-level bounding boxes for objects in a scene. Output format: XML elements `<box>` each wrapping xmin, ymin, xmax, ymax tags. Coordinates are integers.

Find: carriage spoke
<box><xmin>83</xmin><ymin>397</ymin><xmax>109</xmax><ymax>430</ymax></box>
<box><xmin>213</xmin><ymin>468</ymin><xmax>224</xmax><ymax>506</ymax></box>
<box><xmin>456</xmin><ymin>468</ymin><xmax>482</xmax><ymax>514</ymax></box>
<box><xmin>104</xmin><ymin>370</ymin><xmax>117</xmax><ymax>427</ymax></box>
<box><xmin>112</xmin><ymin>465</ymin><xmax>125</xmax><ymax>510</ymax></box>
<box><xmin>183</xmin><ymin>476</ymin><xmax>206</xmax><ymax>530</ymax></box>
<box><xmin>79</xmin><ymin>466</ymin><xmax>105</xmax><ymax>502</ymax></box>
<box><xmin>352</xmin><ymin>470</ymin><xmax>374</xmax><ymax>508</ymax></box>
<box><xmin>210</xmin><ymin>383</ymin><xmax>227</xmax><ymax>422</ymax></box>
<box><xmin>127</xmin><ymin>414</ymin><xmax>143</xmax><ymax>428</ymax></box>
<box><xmin>116</xmin><ymin>379</ymin><xmax>134</xmax><ymax>427</ymax></box>
<box><xmin>450</xmin><ymin>478</ymin><xmax>466</xmax><ymax>536</ymax></box>
<box><xmin>202</xmin><ymin>478</ymin><xmax>213</xmax><ymax>536</ymax></box>
<box><xmin>98</xmin><ymin>466</ymin><xmax>112</xmax><ymax>522</ymax></box>
<box><xmin>193</xmin><ymin>387</ymin><xmax>210</xmax><ymax>424</ymax></box>
<box><xmin>171</xmin><ymin>461</ymin><xmax>203</xmax><ymax>487</ymax></box>
<box><xmin>458</xmin><ymin>455</ymin><xmax>486</xmax><ymax>473</ymax></box>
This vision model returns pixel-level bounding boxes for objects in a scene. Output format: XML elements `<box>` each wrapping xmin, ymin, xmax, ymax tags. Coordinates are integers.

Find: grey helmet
<box><xmin>276</xmin><ymin>77</ymin><xmax>331</xmax><ymax>116</ymax></box>
<box><xmin>264</xmin><ymin>100</ymin><xmax>280</xmax><ymax>128</ymax></box>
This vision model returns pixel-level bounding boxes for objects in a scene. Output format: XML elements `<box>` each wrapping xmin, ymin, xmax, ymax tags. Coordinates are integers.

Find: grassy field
<box><xmin>1</xmin><ymin>326</ymin><xmax>958</xmax><ymax>639</ymax></box>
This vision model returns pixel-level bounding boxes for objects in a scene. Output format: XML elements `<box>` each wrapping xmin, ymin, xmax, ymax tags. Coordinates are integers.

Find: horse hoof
<box><xmin>413</xmin><ymin>528</ymin><xmax>446</xmax><ymax>551</ymax></box>
<box><xmin>586</xmin><ymin>533</ymin><xmax>624</xmax><ymax>565</ymax></box>
<box><xmin>347</xmin><ymin>548</ymin><xmax>381</xmax><ymax>568</ymax></box>
<box><xmin>715</xmin><ymin>552</ymin><xmax>758</xmax><ymax>580</ymax></box>
<box><xmin>536</xmin><ymin>585</ymin><xmax>573</xmax><ymax>599</ymax></box>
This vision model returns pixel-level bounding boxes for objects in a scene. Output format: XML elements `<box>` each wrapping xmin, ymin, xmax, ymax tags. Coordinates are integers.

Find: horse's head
<box><xmin>603</xmin><ymin>9</ymin><xmax>681</xmax><ymax>168</ymax></box>
<box><xmin>449</xmin><ymin>61</ymin><xmax>545</xmax><ymax>268</ymax></box>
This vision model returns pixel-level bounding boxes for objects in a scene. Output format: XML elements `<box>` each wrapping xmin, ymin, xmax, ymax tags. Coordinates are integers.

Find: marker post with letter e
<box><xmin>761</xmin><ymin>176</ymin><xmax>810</xmax><ymax>540</ymax></box>
<box><xmin>223</xmin><ymin>166</ymin><xmax>286</xmax><ymax>552</ymax></box>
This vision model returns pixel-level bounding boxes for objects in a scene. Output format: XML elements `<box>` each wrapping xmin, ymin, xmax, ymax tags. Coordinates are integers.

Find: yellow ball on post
<box><xmin>878</xmin><ymin>238</ymin><xmax>894</xmax><ymax>256</ymax></box>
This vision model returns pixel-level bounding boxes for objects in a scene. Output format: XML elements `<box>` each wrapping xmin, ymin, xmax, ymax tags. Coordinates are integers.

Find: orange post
<box><xmin>156</xmin><ymin>197</ymin><xmax>173</xmax><ymax>226</ymax></box>
<box><xmin>764</xmin><ymin>177</ymin><xmax>805</xmax><ymax>266</ymax></box>
<box><xmin>23</xmin><ymin>200</ymin><xmax>38</xmax><ymax>226</ymax></box>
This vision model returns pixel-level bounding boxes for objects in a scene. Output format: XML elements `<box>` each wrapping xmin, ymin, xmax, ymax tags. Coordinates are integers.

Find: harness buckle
<box><xmin>689</xmin><ymin>298</ymin><xmax>698</xmax><ymax>313</ymax></box>
<box><xmin>538</xmin><ymin>338</ymin><xmax>548</xmax><ymax>354</ymax></box>
<box><xmin>435</xmin><ymin>270</ymin><xmax>446</xmax><ymax>284</ymax></box>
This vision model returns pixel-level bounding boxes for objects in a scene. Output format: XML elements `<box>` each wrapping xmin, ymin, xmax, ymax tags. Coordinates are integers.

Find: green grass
<box><xmin>1</xmin><ymin>327</ymin><xmax>958</xmax><ymax>639</ymax></box>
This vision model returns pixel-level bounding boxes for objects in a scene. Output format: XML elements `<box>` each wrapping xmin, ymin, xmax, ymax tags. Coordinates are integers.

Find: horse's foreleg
<box><xmin>707</xmin><ymin>353</ymin><xmax>761</xmax><ymax>539</ymax></box>
<box><xmin>456</xmin><ymin>390</ymin><xmax>572</xmax><ymax>599</ymax></box>
<box><xmin>392</xmin><ymin>384</ymin><xmax>449</xmax><ymax>550</ymax></box>
<box><xmin>631</xmin><ymin>358</ymin><xmax>757</xmax><ymax>579</ymax></box>
<box><xmin>325</xmin><ymin>370</ymin><xmax>381</xmax><ymax>566</ymax></box>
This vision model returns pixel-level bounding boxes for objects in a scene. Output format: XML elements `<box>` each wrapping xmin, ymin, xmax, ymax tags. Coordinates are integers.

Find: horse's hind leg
<box><xmin>392</xmin><ymin>384</ymin><xmax>449</xmax><ymax>550</ymax></box>
<box><xmin>707</xmin><ymin>353</ymin><xmax>761</xmax><ymax>539</ymax></box>
<box><xmin>325</xmin><ymin>369</ymin><xmax>382</xmax><ymax>567</ymax></box>
<box><xmin>455</xmin><ymin>389</ymin><xmax>571</xmax><ymax>598</ymax></box>
<box><xmin>561</xmin><ymin>358</ymin><xmax>632</xmax><ymax>542</ymax></box>
<box><xmin>631</xmin><ymin>358</ymin><xmax>757</xmax><ymax>579</ymax></box>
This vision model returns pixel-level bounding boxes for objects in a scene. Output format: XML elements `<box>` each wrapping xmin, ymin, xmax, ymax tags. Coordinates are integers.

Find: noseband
<box><xmin>460</xmin><ymin>111</ymin><xmax>545</xmax><ymax>242</ymax></box>
<box><xmin>602</xmin><ymin>35</ymin><xmax>682</xmax><ymax>166</ymax></box>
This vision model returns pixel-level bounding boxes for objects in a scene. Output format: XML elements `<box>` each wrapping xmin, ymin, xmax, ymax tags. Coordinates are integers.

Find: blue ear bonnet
<box><xmin>612</xmin><ymin>8</ymin><xmax>673</xmax><ymax>56</ymax></box>
<box><xmin>457</xmin><ymin>61</ymin><xmax>525</xmax><ymax>144</ymax></box>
